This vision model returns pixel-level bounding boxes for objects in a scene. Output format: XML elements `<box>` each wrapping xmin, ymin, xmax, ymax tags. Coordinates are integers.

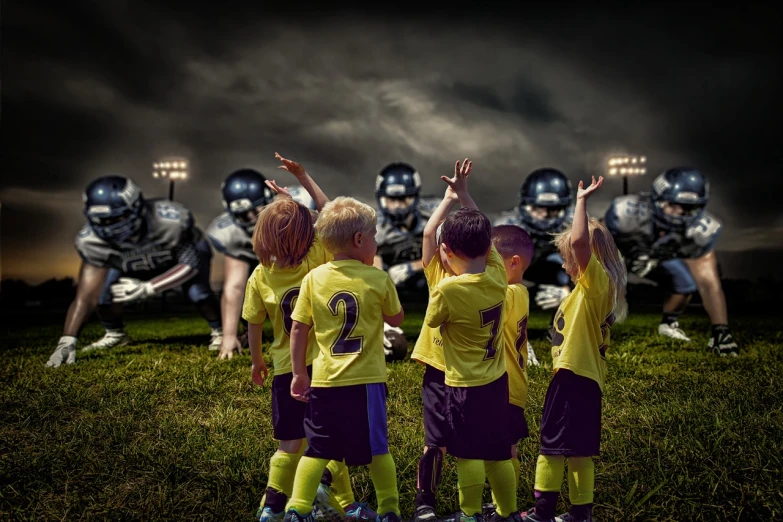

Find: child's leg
<box><xmin>485</xmin><ymin>459</ymin><xmax>516</xmax><ymax>517</ymax></box>
<box><xmin>456</xmin><ymin>458</ymin><xmax>485</xmax><ymax>517</ymax></box>
<box><xmin>285</xmin><ymin>456</ymin><xmax>330</xmax><ymax>514</ymax></box>
<box><xmin>325</xmin><ymin>460</ymin><xmax>355</xmax><ymax>509</ymax></box>
<box><xmin>416</xmin><ymin>445</ymin><xmax>445</xmax><ymax>508</ymax></box>
<box><xmin>566</xmin><ymin>457</ymin><xmax>594</xmax><ymax>519</ymax></box>
<box><xmin>532</xmin><ymin>454</ymin><xmax>565</xmax><ymax>519</ymax></box>
<box><xmin>511</xmin><ymin>446</ymin><xmax>521</xmax><ymax>490</ymax></box>
<box><xmin>368</xmin><ymin>452</ymin><xmax>400</xmax><ymax>516</ymax></box>
<box><xmin>417</xmin><ymin>365</ymin><xmax>448</xmax><ymax>509</ymax></box>
<box><xmin>263</xmin><ymin>439</ymin><xmax>307</xmax><ymax>512</ymax></box>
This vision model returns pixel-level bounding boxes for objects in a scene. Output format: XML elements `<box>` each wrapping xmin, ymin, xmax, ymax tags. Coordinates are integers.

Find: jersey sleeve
<box><xmin>424</xmin><ymin>284</ymin><xmax>449</xmax><ymax>328</ymax></box>
<box><xmin>576</xmin><ymin>254</ymin><xmax>610</xmax><ymax>298</ymax></box>
<box><xmin>290</xmin><ymin>272</ymin><xmax>314</xmax><ymax>326</ymax></box>
<box><xmin>206</xmin><ymin>213</ymin><xmax>252</xmax><ymax>261</ymax></box>
<box><xmin>424</xmin><ymin>254</ymin><xmax>448</xmax><ymax>289</ymax></box>
<box><xmin>684</xmin><ymin>212</ymin><xmax>722</xmax><ymax>258</ymax></box>
<box><xmin>74</xmin><ymin>226</ymin><xmax>113</xmax><ymax>268</ymax></box>
<box><xmin>242</xmin><ymin>268</ymin><xmax>268</xmax><ymax>324</ymax></box>
<box><xmin>381</xmin><ymin>273</ymin><xmax>403</xmax><ymax>317</ymax></box>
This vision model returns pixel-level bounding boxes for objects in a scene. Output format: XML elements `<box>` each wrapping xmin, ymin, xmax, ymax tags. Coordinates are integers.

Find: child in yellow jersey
<box><xmin>242</xmin><ymin>154</ymin><xmax>371</xmax><ymax>522</ymax></box>
<box><xmin>491</xmin><ymin>225</ymin><xmax>536</xmax><ymax>490</ymax></box>
<box><xmin>423</xmin><ymin>159</ymin><xmax>518</xmax><ymax>522</ymax></box>
<box><xmin>284</xmin><ymin>197</ymin><xmax>405</xmax><ymax>522</ymax></box>
<box><xmin>520</xmin><ymin>177</ymin><xmax>628</xmax><ymax>522</ymax></box>
<box><xmin>411</xmin><ymin>159</ymin><xmax>478</xmax><ymax>522</ymax></box>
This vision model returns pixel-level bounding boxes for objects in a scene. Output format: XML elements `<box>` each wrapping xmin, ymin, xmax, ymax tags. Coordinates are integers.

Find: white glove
<box><xmin>535</xmin><ymin>285</ymin><xmax>570</xmax><ymax>310</ymax></box>
<box><xmin>111</xmin><ymin>277</ymin><xmax>156</xmax><ymax>303</ymax></box>
<box><xmin>383</xmin><ymin>322</ymin><xmax>404</xmax><ymax>348</ymax></box>
<box><xmin>46</xmin><ymin>336</ymin><xmax>77</xmax><ymax>368</ymax></box>
<box><xmin>630</xmin><ymin>254</ymin><xmax>658</xmax><ymax>278</ymax></box>
<box><xmin>388</xmin><ymin>262</ymin><xmax>414</xmax><ymax>286</ymax></box>
<box><xmin>526</xmin><ymin>341</ymin><xmax>540</xmax><ymax>367</ymax></box>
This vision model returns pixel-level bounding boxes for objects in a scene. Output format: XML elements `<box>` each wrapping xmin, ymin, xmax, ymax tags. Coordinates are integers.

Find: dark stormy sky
<box><xmin>1</xmin><ymin>1</ymin><xmax>781</xmax><ymax>283</ymax></box>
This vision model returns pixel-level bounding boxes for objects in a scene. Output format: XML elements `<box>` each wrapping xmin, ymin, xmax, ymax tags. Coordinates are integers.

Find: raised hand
<box><xmin>441</xmin><ymin>158</ymin><xmax>472</xmax><ymax>198</ymax></box>
<box><xmin>577</xmin><ymin>176</ymin><xmax>604</xmax><ymax>200</ymax></box>
<box><xmin>274</xmin><ymin>152</ymin><xmax>306</xmax><ymax>178</ymax></box>
<box><xmin>265</xmin><ymin>179</ymin><xmax>293</xmax><ymax>199</ymax></box>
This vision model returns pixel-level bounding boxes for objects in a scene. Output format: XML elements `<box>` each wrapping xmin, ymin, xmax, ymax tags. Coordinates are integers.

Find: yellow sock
<box><xmin>534</xmin><ymin>454</ymin><xmax>565</xmax><ymax>492</ymax></box>
<box><xmin>512</xmin><ymin>457</ymin><xmax>521</xmax><ymax>492</ymax></box>
<box><xmin>327</xmin><ymin>460</ymin><xmax>356</xmax><ymax>509</ymax></box>
<box><xmin>567</xmin><ymin>457</ymin><xmax>595</xmax><ymax>505</ymax></box>
<box><xmin>485</xmin><ymin>460</ymin><xmax>516</xmax><ymax>517</ymax></box>
<box><xmin>368</xmin><ymin>453</ymin><xmax>400</xmax><ymax>516</ymax></box>
<box><xmin>285</xmin><ymin>456</ymin><xmax>329</xmax><ymax>514</ymax></box>
<box><xmin>456</xmin><ymin>458</ymin><xmax>485</xmax><ymax>517</ymax></box>
<box><xmin>268</xmin><ymin>450</ymin><xmax>303</xmax><ymax>497</ymax></box>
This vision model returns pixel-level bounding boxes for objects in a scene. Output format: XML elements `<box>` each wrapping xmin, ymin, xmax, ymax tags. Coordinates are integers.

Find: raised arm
<box><xmin>422</xmin><ymin>158</ymin><xmax>474</xmax><ymax>266</ymax></box>
<box><xmin>572</xmin><ymin>175</ymin><xmax>603</xmax><ymax>272</ymax></box>
<box><xmin>274</xmin><ymin>152</ymin><xmax>329</xmax><ymax>211</ymax></box>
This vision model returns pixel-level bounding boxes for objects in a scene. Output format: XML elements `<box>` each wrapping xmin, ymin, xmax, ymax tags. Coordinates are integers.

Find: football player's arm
<box><xmin>684</xmin><ymin>250</ymin><xmax>728</xmax><ymax>324</ymax></box>
<box><xmin>63</xmin><ymin>261</ymin><xmax>109</xmax><ymax>337</ymax></box>
<box><xmin>218</xmin><ymin>256</ymin><xmax>251</xmax><ymax>360</ymax></box>
<box><xmin>373</xmin><ymin>255</ymin><xmax>384</xmax><ymax>270</ymax></box>
<box><xmin>145</xmin><ymin>234</ymin><xmax>202</xmax><ymax>294</ymax></box>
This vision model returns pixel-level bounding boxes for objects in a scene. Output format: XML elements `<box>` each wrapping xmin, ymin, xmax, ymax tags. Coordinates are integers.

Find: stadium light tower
<box><xmin>607</xmin><ymin>154</ymin><xmax>647</xmax><ymax>195</ymax></box>
<box><xmin>153</xmin><ymin>157</ymin><xmax>189</xmax><ymax>201</ymax></box>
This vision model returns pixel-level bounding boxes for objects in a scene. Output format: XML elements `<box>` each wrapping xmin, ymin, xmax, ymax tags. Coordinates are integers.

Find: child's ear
<box><xmin>353</xmin><ymin>231</ymin><xmax>363</xmax><ymax>248</ymax></box>
<box><xmin>511</xmin><ymin>255</ymin><xmax>521</xmax><ymax>270</ymax></box>
<box><xmin>441</xmin><ymin>242</ymin><xmax>453</xmax><ymax>258</ymax></box>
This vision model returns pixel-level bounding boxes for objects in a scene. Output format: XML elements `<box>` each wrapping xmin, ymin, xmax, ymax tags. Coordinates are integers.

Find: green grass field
<box><xmin>1</xmin><ymin>310</ymin><xmax>781</xmax><ymax>521</ymax></box>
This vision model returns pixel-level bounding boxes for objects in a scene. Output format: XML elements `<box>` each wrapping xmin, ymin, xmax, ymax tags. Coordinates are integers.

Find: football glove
<box><xmin>535</xmin><ymin>285</ymin><xmax>570</xmax><ymax>310</ymax></box>
<box><xmin>527</xmin><ymin>341</ymin><xmax>540</xmax><ymax>367</ymax></box>
<box><xmin>630</xmin><ymin>254</ymin><xmax>658</xmax><ymax>278</ymax></box>
<box><xmin>383</xmin><ymin>323</ymin><xmax>404</xmax><ymax>349</ymax></box>
<box><xmin>707</xmin><ymin>324</ymin><xmax>739</xmax><ymax>357</ymax></box>
<box><xmin>111</xmin><ymin>277</ymin><xmax>156</xmax><ymax>303</ymax></box>
<box><xmin>388</xmin><ymin>262</ymin><xmax>415</xmax><ymax>286</ymax></box>
<box><xmin>45</xmin><ymin>336</ymin><xmax>77</xmax><ymax>368</ymax></box>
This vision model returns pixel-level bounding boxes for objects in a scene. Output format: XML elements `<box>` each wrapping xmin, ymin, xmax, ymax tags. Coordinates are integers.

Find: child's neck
<box><xmin>332</xmin><ymin>252</ymin><xmax>362</xmax><ymax>262</ymax></box>
<box><xmin>452</xmin><ymin>257</ymin><xmax>487</xmax><ymax>275</ymax></box>
<box><xmin>507</xmin><ymin>274</ymin><xmax>524</xmax><ymax>285</ymax></box>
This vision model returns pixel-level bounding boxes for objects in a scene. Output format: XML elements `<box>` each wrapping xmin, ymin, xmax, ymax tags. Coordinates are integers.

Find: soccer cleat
<box><xmin>282</xmin><ymin>508</ymin><xmax>315</xmax><ymax>522</ymax></box>
<box><xmin>209</xmin><ymin>327</ymin><xmax>223</xmax><ymax>351</ymax></box>
<box><xmin>257</xmin><ymin>506</ymin><xmax>285</xmax><ymax>522</ymax></box>
<box><xmin>554</xmin><ymin>513</ymin><xmax>592</xmax><ymax>522</ymax></box>
<box><xmin>376</xmin><ymin>512</ymin><xmax>401</xmax><ymax>522</ymax></box>
<box><xmin>657</xmin><ymin>322</ymin><xmax>691</xmax><ymax>342</ymax></box>
<box><xmin>487</xmin><ymin>512</ymin><xmax>523</xmax><ymax>522</ymax></box>
<box><xmin>312</xmin><ymin>483</ymin><xmax>346</xmax><ymax>522</ymax></box>
<box><xmin>440</xmin><ymin>511</ymin><xmax>483</xmax><ymax>522</ymax></box>
<box><xmin>519</xmin><ymin>508</ymin><xmax>554</xmax><ymax>522</ymax></box>
<box><xmin>345</xmin><ymin>502</ymin><xmax>377</xmax><ymax>522</ymax></box>
<box><xmin>482</xmin><ymin>503</ymin><xmax>497</xmax><ymax>520</ymax></box>
<box><xmin>413</xmin><ymin>504</ymin><xmax>437</xmax><ymax>522</ymax></box>
<box><xmin>82</xmin><ymin>329</ymin><xmax>130</xmax><ymax>352</ymax></box>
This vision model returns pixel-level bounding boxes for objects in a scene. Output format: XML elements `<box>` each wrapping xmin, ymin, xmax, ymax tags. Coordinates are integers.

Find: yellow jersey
<box><xmin>242</xmin><ymin>237</ymin><xmax>332</xmax><ymax>374</ymax></box>
<box><xmin>424</xmin><ymin>247</ymin><xmax>508</xmax><ymax>387</ymax></box>
<box><xmin>410</xmin><ymin>255</ymin><xmax>449</xmax><ymax>371</ymax></box>
<box><xmin>291</xmin><ymin>259</ymin><xmax>402</xmax><ymax>387</ymax></box>
<box><xmin>551</xmin><ymin>254</ymin><xmax>615</xmax><ymax>392</ymax></box>
<box><xmin>503</xmin><ymin>283</ymin><xmax>530</xmax><ymax>409</ymax></box>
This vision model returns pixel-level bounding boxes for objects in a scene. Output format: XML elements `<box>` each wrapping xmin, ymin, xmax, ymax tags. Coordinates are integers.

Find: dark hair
<box><xmin>440</xmin><ymin>208</ymin><xmax>492</xmax><ymax>259</ymax></box>
<box><xmin>491</xmin><ymin>225</ymin><xmax>535</xmax><ymax>265</ymax></box>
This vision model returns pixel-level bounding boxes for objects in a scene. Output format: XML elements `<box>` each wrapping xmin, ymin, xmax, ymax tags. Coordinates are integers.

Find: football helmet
<box><xmin>83</xmin><ymin>176</ymin><xmax>145</xmax><ymax>243</ymax></box>
<box><xmin>375</xmin><ymin>162</ymin><xmax>422</xmax><ymax>227</ymax></box>
<box><xmin>651</xmin><ymin>167</ymin><xmax>709</xmax><ymax>231</ymax></box>
<box><xmin>286</xmin><ymin>184</ymin><xmax>316</xmax><ymax>210</ymax></box>
<box><xmin>221</xmin><ymin>169</ymin><xmax>274</xmax><ymax>234</ymax></box>
<box><xmin>519</xmin><ymin>168</ymin><xmax>573</xmax><ymax>233</ymax></box>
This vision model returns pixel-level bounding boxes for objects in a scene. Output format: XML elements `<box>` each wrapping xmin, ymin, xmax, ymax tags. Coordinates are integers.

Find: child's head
<box><xmin>439</xmin><ymin>208</ymin><xmax>492</xmax><ymax>269</ymax></box>
<box><xmin>554</xmin><ymin>217</ymin><xmax>628</xmax><ymax>321</ymax></box>
<box><xmin>315</xmin><ymin>196</ymin><xmax>378</xmax><ymax>265</ymax></box>
<box><xmin>252</xmin><ymin>198</ymin><xmax>316</xmax><ymax>269</ymax></box>
<box><xmin>491</xmin><ymin>224</ymin><xmax>535</xmax><ymax>284</ymax></box>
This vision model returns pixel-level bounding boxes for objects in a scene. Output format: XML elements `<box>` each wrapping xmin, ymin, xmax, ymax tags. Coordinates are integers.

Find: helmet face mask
<box><xmin>221</xmin><ymin>169</ymin><xmax>273</xmax><ymax>235</ymax></box>
<box><xmin>518</xmin><ymin>168</ymin><xmax>573</xmax><ymax>233</ymax></box>
<box><xmin>83</xmin><ymin>176</ymin><xmax>146</xmax><ymax>243</ymax></box>
<box><xmin>651</xmin><ymin>168</ymin><xmax>709</xmax><ymax>231</ymax></box>
<box><xmin>375</xmin><ymin>163</ymin><xmax>421</xmax><ymax>227</ymax></box>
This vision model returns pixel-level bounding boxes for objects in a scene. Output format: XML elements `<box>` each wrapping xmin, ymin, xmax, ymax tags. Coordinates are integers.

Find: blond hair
<box><xmin>315</xmin><ymin>197</ymin><xmax>377</xmax><ymax>254</ymax></box>
<box><xmin>252</xmin><ymin>198</ymin><xmax>315</xmax><ymax>269</ymax></box>
<box><xmin>554</xmin><ymin>217</ymin><xmax>628</xmax><ymax>322</ymax></box>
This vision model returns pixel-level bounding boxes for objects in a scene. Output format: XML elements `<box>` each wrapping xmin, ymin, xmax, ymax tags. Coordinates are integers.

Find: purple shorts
<box><xmin>539</xmin><ymin>369</ymin><xmax>602</xmax><ymax>457</ymax></box>
<box><xmin>271</xmin><ymin>365</ymin><xmax>312</xmax><ymax>441</ymax></box>
<box><xmin>445</xmin><ymin>373</ymin><xmax>510</xmax><ymax>460</ymax></box>
<box><xmin>304</xmin><ymin>383</ymin><xmax>389</xmax><ymax>466</ymax></box>
<box><xmin>422</xmin><ymin>365</ymin><xmax>450</xmax><ymax>447</ymax></box>
<box><xmin>507</xmin><ymin>404</ymin><xmax>529</xmax><ymax>447</ymax></box>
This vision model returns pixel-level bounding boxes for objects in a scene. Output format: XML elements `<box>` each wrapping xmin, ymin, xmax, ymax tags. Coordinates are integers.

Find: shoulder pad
<box><xmin>686</xmin><ymin>211</ymin><xmax>722</xmax><ymax>248</ymax></box>
<box><xmin>418</xmin><ymin>197</ymin><xmax>442</xmax><ymax>215</ymax></box>
<box><xmin>492</xmin><ymin>210</ymin><xmax>521</xmax><ymax>227</ymax></box>
<box><xmin>74</xmin><ymin>225</ymin><xmax>113</xmax><ymax>267</ymax></box>
<box><xmin>607</xmin><ymin>195</ymin><xmax>650</xmax><ymax>234</ymax></box>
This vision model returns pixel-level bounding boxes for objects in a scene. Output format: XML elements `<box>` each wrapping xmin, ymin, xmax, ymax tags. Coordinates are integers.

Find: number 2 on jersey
<box><xmin>328</xmin><ymin>291</ymin><xmax>363</xmax><ymax>355</ymax></box>
<box><xmin>479</xmin><ymin>302</ymin><xmax>503</xmax><ymax>360</ymax></box>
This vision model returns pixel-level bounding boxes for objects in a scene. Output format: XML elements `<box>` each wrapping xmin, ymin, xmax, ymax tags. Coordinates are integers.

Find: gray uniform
<box><xmin>205</xmin><ymin>211</ymin><xmax>256</xmax><ymax>265</ymax></box>
<box><xmin>375</xmin><ymin>197</ymin><xmax>440</xmax><ymax>269</ymax></box>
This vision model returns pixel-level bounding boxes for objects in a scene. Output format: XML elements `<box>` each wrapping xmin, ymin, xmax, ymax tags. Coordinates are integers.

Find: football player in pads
<box><xmin>604</xmin><ymin>167</ymin><xmax>739</xmax><ymax>356</ymax></box>
<box><xmin>285</xmin><ymin>197</ymin><xmax>405</xmax><ymax>522</ymax></box>
<box><xmin>46</xmin><ymin>176</ymin><xmax>221</xmax><ymax>367</ymax></box>
<box><xmin>494</xmin><ymin>168</ymin><xmax>576</xmax><ymax>365</ymax></box>
<box><xmin>424</xmin><ymin>159</ymin><xmax>518</xmax><ymax>522</ymax></box>
<box><xmin>373</xmin><ymin>163</ymin><xmax>440</xmax><ymax>360</ymax></box>
<box><xmin>411</xmin><ymin>159</ymin><xmax>478</xmax><ymax>522</ymax></box>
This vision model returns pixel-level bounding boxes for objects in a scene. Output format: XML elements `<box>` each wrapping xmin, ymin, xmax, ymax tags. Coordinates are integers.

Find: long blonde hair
<box><xmin>252</xmin><ymin>198</ymin><xmax>315</xmax><ymax>269</ymax></box>
<box><xmin>554</xmin><ymin>217</ymin><xmax>628</xmax><ymax>322</ymax></box>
